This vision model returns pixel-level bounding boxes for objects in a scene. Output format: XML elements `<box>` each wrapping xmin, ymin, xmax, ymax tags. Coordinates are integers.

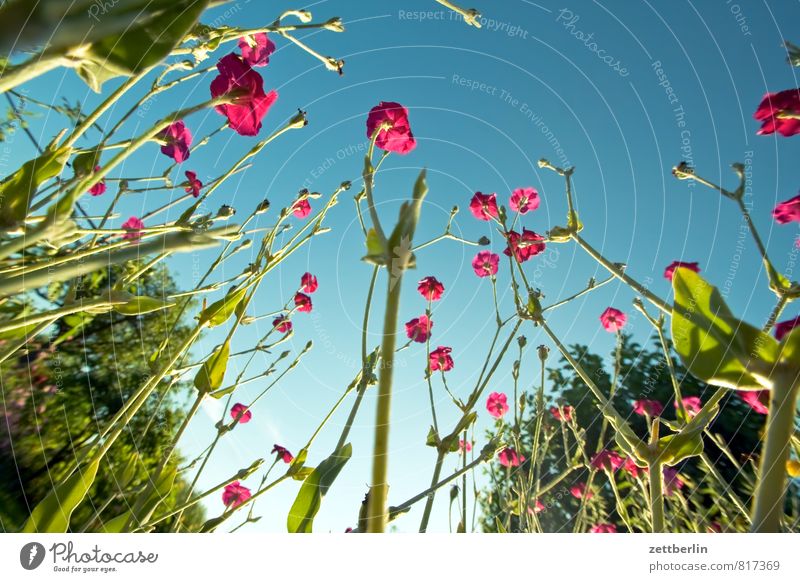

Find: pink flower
<box><xmin>663</xmin><ymin>466</ymin><xmax>685</xmax><ymax>497</ymax></box>
<box><xmin>504</xmin><ymin>229</ymin><xmax>546</xmax><ymax>263</ymax></box>
<box><xmin>273</xmin><ymin>316</ymin><xmax>292</xmax><ymax>334</ymax></box>
<box><xmin>222</xmin><ymin>481</ymin><xmax>251</xmax><ymax>508</ymax></box>
<box><xmin>405</xmin><ymin>315</ymin><xmax>432</xmax><ymax>343</ymax></box>
<box><xmin>775</xmin><ymin>316</ymin><xmax>800</xmax><ymax>341</ymax></box>
<box><xmin>486</xmin><ymin>392</ymin><xmax>509</xmax><ymax>419</ymax></box>
<box><xmin>599</xmin><ymin>307</ymin><xmax>626</xmax><ymax>333</ymax></box>
<box><xmin>738</xmin><ymin>390</ymin><xmax>769</xmax><ymax>415</ymax></box>
<box><xmin>417</xmin><ymin>276</ymin><xmax>444</xmax><ymax>301</ymax></box>
<box><xmin>230</xmin><ymin>403</ymin><xmax>252</xmax><ymax>424</ymax></box>
<box><xmin>158</xmin><ymin>120</ymin><xmax>192</xmax><ymax>162</ymax></box>
<box><xmin>664</xmin><ymin>261</ymin><xmax>700</xmax><ymax>281</ymax></box>
<box><xmin>590</xmin><ymin>523</ymin><xmax>617</xmax><ymax>533</ymax></box>
<box><xmin>88</xmin><ymin>166</ymin><xmax>106</xmax><ymax>196</ymax></box>
<box><xmin>527</xmin><ymin>499</ymin><xmax>545</xmax><ymax>514</ymax></box>
<box><xmin>122</xmin><ymin>216</ymin><xmax>144</xmax><ymax>241</ymax></box>
<box><xmin>773</xmin><ymin>194</ymin><xmax>800</xmax><ymax>224</ymax></box>
<box><xmin>271</xmin><ymin>444</ymin><xmax>294</xmax><ymax>463</ymax></box>
<box><xmin>623</xmin><ymin>457</ymin><xmax>646</xmax><ymax>479</ymax></box>
<box><xmin>210</xmin><ymin>53</ymin><xmax>278</xmax><ymax>136</ymax></box>
<box><xmin>754</xmin><ymin>89</ymin><xmax>800</xmax><ymax>136</ymax></box>
<box><xmin>458</xmin><ymin>439</ymin><xmax>472</xmax><ymax>453</ymax></box>
<box><xmin>469</xmin><ymin>192</ymin><xmax>499</xmax><ymax>221</ymax></box>
<box><xmin>238</xmin><ymin>32</ymin><xmax>276</xmax><ymax>67</ymax></box>
<box><xmin>291</xmin><ymin>199</ymin><xmax>311</xmax><ymax>218</ymax></box>
<box><xmin>294</xmin><ymin>292</ymin><xmax>312</xmax><ymax>313</ymax></box>
<box><xmin>676</xmin><ymin>396</ymin><xmax>702</xmax><ymax>417</ymax></box>
<box><xmin>497</xmin><ymin>446</ymin><xmax>524</xmax><ymax>467</ymax></box>
<box><xmin>570</xmin><ymin>482</ymin><xmax>593</xmax><ymax>500</ymax></box>
<box><xmin>509</xmin><ymin>187</ymin><xmax>540</xmax><ymax>214</ymax></box>
<box><xmin>365</xmin><ymin>101</ymin><xmax>416</xmax><ymax>154</ymax></box>
<box><xmin>185</xmin><ymin>171</ymin><xmax>202</xmax><ymax>197</ymax></box>
<box><xmin>633</xmin><ymin>399</ymin><xmax>664</xmax><ymax>417</ymax></box>
<box><xmin>471</xmin><ymin>251</ymin><xmax>499</xmax><ymax>278</ymax></box>
<box><xmin>301</xmin><ymin>272</ymin><xmax>318</xmax><ymax>293</ymax></box>
<box><xmin>429</xmin><ymin>346</ymin><xmax>454</xmax><ymax>372</ymax></box>
<box><xmin>550</xmin><ymin>405</ymin><xmax>573</xmax><ymax>422</ymax></box>
<box><xmin>591</xmin><ymin>450</ymin><xmax>624</xmax><ymax>472</ymax></box>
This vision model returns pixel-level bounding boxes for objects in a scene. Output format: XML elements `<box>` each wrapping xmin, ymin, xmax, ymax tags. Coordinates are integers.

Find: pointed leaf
<box><xmin>287</xmin><ymin>443</ymin><xmax>352</xmax><ymax>533</ymax></box>
<box><xmin>194</xmin><ymin>340</ymin><xmax>230</xmax><ymax>393</ymax></box>
<box><xmin>22</xmin><ymin>459</ymin><xmax>100</xmax><ymax>532</ymax></box>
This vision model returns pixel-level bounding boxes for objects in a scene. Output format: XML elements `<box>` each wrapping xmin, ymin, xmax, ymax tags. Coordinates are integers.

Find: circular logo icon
<box><xmin>20</xmin><ymin>542</ymin><xmax>46</xmax><ymax>570</ymax></box>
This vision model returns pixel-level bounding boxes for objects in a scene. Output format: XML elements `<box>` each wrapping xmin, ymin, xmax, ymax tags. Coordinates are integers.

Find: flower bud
<box><xmin>256</xmin><ymin>199</ymin><xmax>270</xmax><ymax>214</ymax></box>
<box><xmin>537</xmin><ymin>344</ymin><xmax>549</xmax><ymax>361</ymax></box>
<box><xmin>216</xmin><ymin>205</ymin><xmax>236</xmax><ymax>219</ymax></box>
<box><xmin>477</xmin><ymin>236</ymin><xmax>491</xmax><ymax>246</ymax></box>
<box><xmin>289</xmin><ymin>109</ymin><xmax>308</xmax><ymax>129</ymax></box>
<box><xmin>517</xmin><ymin>335</ymin><xmax>527</xmax><ymax>348</ymax></box>
<box><xmin>672</xmin><ymin>161</ymin><xmax>694</xmax><ymax>179</ymax></box>
<box><xmin>341</xmin><ymin>180</ymin><xmax>352</xmax><ymax>190</ymax></box>
<box><xmin>323</xmin><ymin>17</ymin><xmax>345</xmax><ymax>32</ymax></box>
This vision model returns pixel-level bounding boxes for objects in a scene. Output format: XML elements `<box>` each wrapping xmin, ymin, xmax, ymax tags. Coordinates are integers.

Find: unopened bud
<box><xmin>323</xmin><ymin>17</ymin><xmax>345</xmax><ymax>32</ymax></box>
<box><xmin>256</xmin><ymin>199</ymin><xmax>270</xmax><ymax>214</ymax></box>
<box><xmin>537</xmin><ymin>344</ymin><xmax>550</xmax><ymax>361</ymax></box>
<box><xmin>216</xmin><ymin>205</ymin><xmax>236</xmax><ymax>219</ymax></box>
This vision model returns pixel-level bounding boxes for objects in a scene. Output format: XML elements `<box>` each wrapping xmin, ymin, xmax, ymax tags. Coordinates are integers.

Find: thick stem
<box><xmin>366</xmin><ymin>271</ymin><xmax>404</xmax><ymax>533</ymax></box>
<box><xmin>751</xmin><ymin>369</ymin><xmax>799</xmax><ymax>532</ymax></box>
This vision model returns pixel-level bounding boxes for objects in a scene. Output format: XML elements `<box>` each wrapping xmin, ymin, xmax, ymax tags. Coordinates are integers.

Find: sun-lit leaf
<box><xmin>198</xmin><ymin>287</ymin><xmax>247</xmax><ymax>327</ymax></box>
<box><xmin>287</xmin><ymin>443</ymin><xmax>352</xmax><ymax>533</ymax></box>
<box><xmin>0</xmin><ymin>146</ymin><xmax>70</xmax><ymax>227</ymax></box>
<box><xmin>22</xmin><ymin>458</ymin><xmax>100</xmax><ymax>533</ymax></box>
<box><xmin>194</xmin><ymin>340</ymin><xmax>230</xmax><ymax>394</ymax></box>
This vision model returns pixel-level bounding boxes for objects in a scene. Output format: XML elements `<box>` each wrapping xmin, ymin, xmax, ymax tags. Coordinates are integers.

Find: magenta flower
<box><xmin>509</xmin><ymin>187</ymin><xmax>540</xmax><ymax>214</ymax></box>
<box><xmin>222</xmin><ymin>481</ymin><xmax>251</xmax><ymax>508</ymax></box>
<box><xmin>570</xmin><ymin>482</ymin><xmax>593</xmax><ymax>500</ymax></box>
<box><xmin>121</xmin><ymin>216</ymin><xmax>144</xmax><ymax>241</ymax></box>
<box><xmin>273</xmin><ymin>316</ymin><xmax>292</xmax><ymax>334</ymax></box>
<box><xmin>527</xmin><ymin>499</ymin><xmax>545</xmax><ymax>515</ymax></box>
<box><xmin>738</xmin><ymin>390</ymin><xmax>769</xmax><ymax>415</ymax></box>
<box><xmin>158</xmin><ymin>120</ymin><xmax>192</xmax><ymax>162</ymax></box>
<box><xmin>504</xmin><ymin>228</ymin><xmax>546</xmax><ymax>263</ymax></box>
<box><xmin>486</xmin><ymin>391</ymin><xmax>509</xmax><ymax>419</ymax></box>
<box><xmin>676</xmin><ymin>396</ymin><xmax>702</xmax><ymax>417</ymax></box>
<box><xmin>291</xmin><ymin>199</ymin><xmax>311</xmax><ymax>218</ymax></box>
<box><xmin>623</xmin><ymin>456</ymin><xmax>646</xmax><ymax>479</ymax></box>
<box><xmin>458</xmin><ymin>439</ymin><xmax>472</xmax><ymax>453</ymax></box>
<box><xmin>664</xmin><ymin>260</ymin><xmax>700</xmax><ymax>282</ymax></box>
<box><xmin>429</xmin><ymin>346</ymin><xmax>454</xmax><ymax>372</ymax></box>
<box><xmin>591</xmin><ymin>450</ymin><xmax>624</xmax><ymax>472</ymax></box>
<box><xmin>549</xmin><ymin>405</ymin><xmax>573</xmax><ymax>422</ymax></box>
<box><xmin>294</xmin><ymin>292</ymin><xmax>313</xmax><ymax>313</ymax></box>
<box><xmin>272</xmin><ymin>444</ymin><xmax>294</xmax><ymax>463</ymax></box>
<box><xmin>633</xmin><ymin>399</ymin><xmax>664</xmax><ymax>417</ymax></box>
<box><xmin>88</xmin><ymin>166</ymin><xmax>106</xmax><ymax>196</ymax></box>
<box><xmin>405</xmin><ymin>315</ymin><xmax>432</xmax><ymax>343</ymax></box>
<box><xmin>365</xmin><ymin>101</ymin><xmax>416</xmax><ymax>154</ymax></box>
<box><xmin>754</xmin><ymin>89</ymin><xmax>800</xmax><ymax>136</ymax></box>
<box><xmin>497</xmin><ymin>446</ymin><xmax>524</xmax><ymax>467</ymax></box>
<box><xmin>230</xmin><ymin>403</ymin><xmax>252</xmax><ymax>424</ymax></box>
<box><xmin>599</xmin><ymin>307</ymin><xmax>626</xmax><ymax>333</ymax></box>
<box><xmin>471</xmin><ymin>251</ymin><xmax>500</xmax><ymax>278</ymax></box>
<box><xmin>775</xmin><ymin>316</ymin><xmax>800</xmax><ymax>341</ymax></box>
<box><xmin>590</xmin><ymin>523</ymin><xmax>617</xmax><ymax>533</ymax></box>
<box><xmin>663</xmin><ymin>467</ymin><xmax>685</xmax><ymax>497</ymax></box>
<box><xmin>417</xmin><ymin>276</ymin><xmax>444</xmax><ymax>301</ymax></box>
<box><xmin>238</xmin><ymin>32</ymin><xmax>276</xmax><ymax>67</ymax></box>
<box><xmin>210</xmin><ymin>53</ymin><xmax>278</xmax><ymax>136</ymax></box>
<box><xmin>301</xmin><ymin>272</ymin><xmax>319</xmax><ymax>293</ymax></box>
<box><xmin>469</xmin><ymin>192</ymin><xmax>499</xmax><ymax>221</ymax></box>
<box><xmin>773</xmin><ymin>194</ymin><xmax>800</xmax><ymax>224</ymax></box>
<box><xmin>185</xmin><ymin>170</ymin><xmax>202</xmax><ymax>198</ymax></box>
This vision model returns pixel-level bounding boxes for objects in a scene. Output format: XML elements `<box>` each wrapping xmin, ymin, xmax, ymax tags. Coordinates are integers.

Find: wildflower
<box><xmin>365</xmin><ymin>101</ymin><xmax>416</xmax><ymax>154</ymax></box>
<box><xmin>775</xmin><ymin>316</ymin><xmax>800</xmax><ymax>341</ymax></box>
<box><xmin>753</xmin><ymin>89</ymin><xmax>800</xmax><ymax>136</ymax></box>
<box><xmin>471</xmin><ymin>251</ymin><xmax>499</xmax><ymax>277</ymax></box>
<box><xmin>497</xmin><ymin>446</ymin><xmax>524</xmax><ymax>467</ymax></box>
<box><xmin>590</xmin><ymin>523</ymin><xmax>617</xmax><ymax>533</ymax></box>
<box><xmin>599</xmin><ymin>307</ymin><xmax>626</xmax><ymax>333</ymax></box>
<box><xmin>238</xmin><ymin>32</ymin><xmax>276</xmax><ymax>67</ymax></box>
<box><xmin>429</xmin><ymin>346</ymin><xmax>454</xmax><ymax>372</ymax></box>
<box><xmin>632</xmin><ymin>399</ymin><xmax>664</xmax><ymax>417</ymax></box>
<box><xmin>738</xmin><ymin>390</ymin><xmax>769</xmax><ymax>415</ymax></box>
<box><xmin>230</xmin><ymin>403</ymin><xmax>252</xmax><ymax>424</ymax></box>
<box><xmin>663</xmin><ymin>466</ymin><xmax>685</xmax><ymax>496</ymax></box>
<box><xmin>469</xmin><ymin>192</ymin><xmax>499</xmax><ymax>221</ymax></box>
<box><xmin>122</xmin><ymin>216</ymin><xmax>144</xmax><ymax>241</ymax></box>
<box><xmin>158</xmin><ymin>120</ymin><xmax>192</xmax><ymax>162</ymax></box>
<box><xmin>272</xmin><ymin>444</ymin><xmax>294</xmax><ymax>463</ymax></box>
<box><xmin>459</xmin><ymin>439</ymin><xmax>472</xmax><ymax>453</ymax></box>
<box><xmin>591</xmin><ymin>450</ymin><xmax>624</xmax><ymax>472</ymax></box>
<box><xmin>664</xmin><ymin>260</ymin><xmax>700</xmax><ymax>281</ymax></box>
<box><xmin>273</xmin><ymin>316</ymin><xmax>292</xmax><ymax>334</ymax></box>
<box><xmin>405</xmin><ymin>315</ymin><xmax>432</xmax><ymax>343</ymax></box>
<box><xmin>291</xmin><ymin>199</ymin><xmax>311</xmax><ymax>218</ymax></box>
<box><xmin>210</xmin><ymin>53</ymin><xmax>278</xmax><ymax>136</ymax></box>
<box><xmin>418</xmin><ymin>276</ymin><xmax>444</xmax><ymax>301</ymax></box>
<box><xmin>504</xmin><ymin>228</ymin><xmax>546</xmax><ymax>262</ymax></box>
<box><xmin>550</xmin><ymin>405</ymin><xmax>573</xmax><ymax>422</ymax></box>
<box><xmin>570</xmin><ymin>482</ymin><xmax>593</xmax><ymax>500</ymax></box>
<box><xmin>528</xmin><ymin>499</ymin><xmax>545</xmax><ymax>514</ymax></box>
<box><xmin>222</xmin><ymin>481</ymin><xmax>251</xmax><ymax>508</ymax></box>
<box><xmin>294</xmin><ymin>292</ymin><xmax>312</xmax><ymax>313</ymax></box>
<box><xmin>509</xmin><ymin>187</ymin><xmax>540</xmax><ymax>214</ymax></box>
<box><xmin>623</xmin><ymin>457</ymin><xmax>646</xmax><ymax>479</ymax></box>
<box><xmin>772</xmin><ymin>194</ymin><xmax>800</xmax><ymax>224</ymax></box>
<box><xmin>88</xmin><ymin>166</ymin><xmax>106</xmax><ymax>196</ymax></box>
<box><xmin>676</xmin><ymin>396</ymin><xmax>702</xmax><ymax>417</ymax></box>
<box><xmin>185</xmin><ymin>171</ymin><xmax>202</xmax><ymax>197</ymax></box>
<box><xmin>301</xmin><ymin>272</ymin><xmax>319</xmax><ymax>293</ymax></box>
<box><xmin>486</xmin><ymin>392</ymin><xmax>509</xmax><ymax>418</ymax></box>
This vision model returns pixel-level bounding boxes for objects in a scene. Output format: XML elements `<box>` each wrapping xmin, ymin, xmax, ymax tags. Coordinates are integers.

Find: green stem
<box><xmin>419</xmin><ymin>451</ymin><xmax>446</xmax><ymax>532</ymax></box>
<box><xmin>751</xmin><ymin>369</ymin><xmax>799</xmax><ymax>532</ymax></box>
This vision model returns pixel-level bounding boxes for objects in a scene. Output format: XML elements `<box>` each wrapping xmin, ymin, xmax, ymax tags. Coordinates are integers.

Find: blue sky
<box><xmin>16</xmin><ymin>0</ymin><xmax>800</xmax><ymax>532</ymax></box>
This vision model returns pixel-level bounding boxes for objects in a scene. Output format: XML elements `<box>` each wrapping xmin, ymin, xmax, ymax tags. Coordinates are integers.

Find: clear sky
<box><xmin>17</xmin><ymin>0</ymin><xmax>800</xmax><ymax>532</ymax></box>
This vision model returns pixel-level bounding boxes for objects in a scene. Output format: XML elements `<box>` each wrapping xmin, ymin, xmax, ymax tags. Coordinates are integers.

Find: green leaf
<box><xmin>194</xmin><ymin>340</ymin><xmax>230</xmax><ymax>394</ymax></box>
<box><xmin>286</xmin><ymin>448</ymin><xmax>309</xmax><ymax>477</ymax></box>
<box><xmin>198</xmin><ymin>287</ymin><xmax>247</xmax><ymax>327</ymax></box>
<box><xmin>362</xmin><ymin>227</ymin><xmax>386</xmax><ymax>265</ymax></box>
<box><xmin>671</xmin><ymin>269</ymin><xmax>778</xmax><ymax>390</ymax></box>
<box><xmin>778</xmin><ymin>324</ymin><xmax>800</xmax><ymax>365</ymax></box>
<box><xmin>657</xmin><ymin>432</ymin><xmax>704</xmax><ymax>465</ymax></box>
<box><xmin>22</xmin><ymin>459</ymin><xmax>100</xmax><ymax>532</ymax></box>
<box><xmin>101</xmin><ymin>465</ymin><xmax>177</xmax><ymax>533</ymax></box>
<box><xmin>0</xmin><ymin>147</ymin><xmax>70</xmax><ymax>228</ymax></box>
<box><xmin>114</xmin><ymin>295</ymin><xmax>175</xmax><ymax>316</ymax></box>
<box><xmin>287</xmin><ymin>443</ymin><xmax>352</xmax><ymax>533</ymax></box>
<box><xmin>426</xmin><ymin>426</ymin><xmax>440</xmax><ymax>448</ymax></box>
<box><xmin>76</xmin><ymin>0</ymin><xmax>211</xmax><ymax>92</ymax></box>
